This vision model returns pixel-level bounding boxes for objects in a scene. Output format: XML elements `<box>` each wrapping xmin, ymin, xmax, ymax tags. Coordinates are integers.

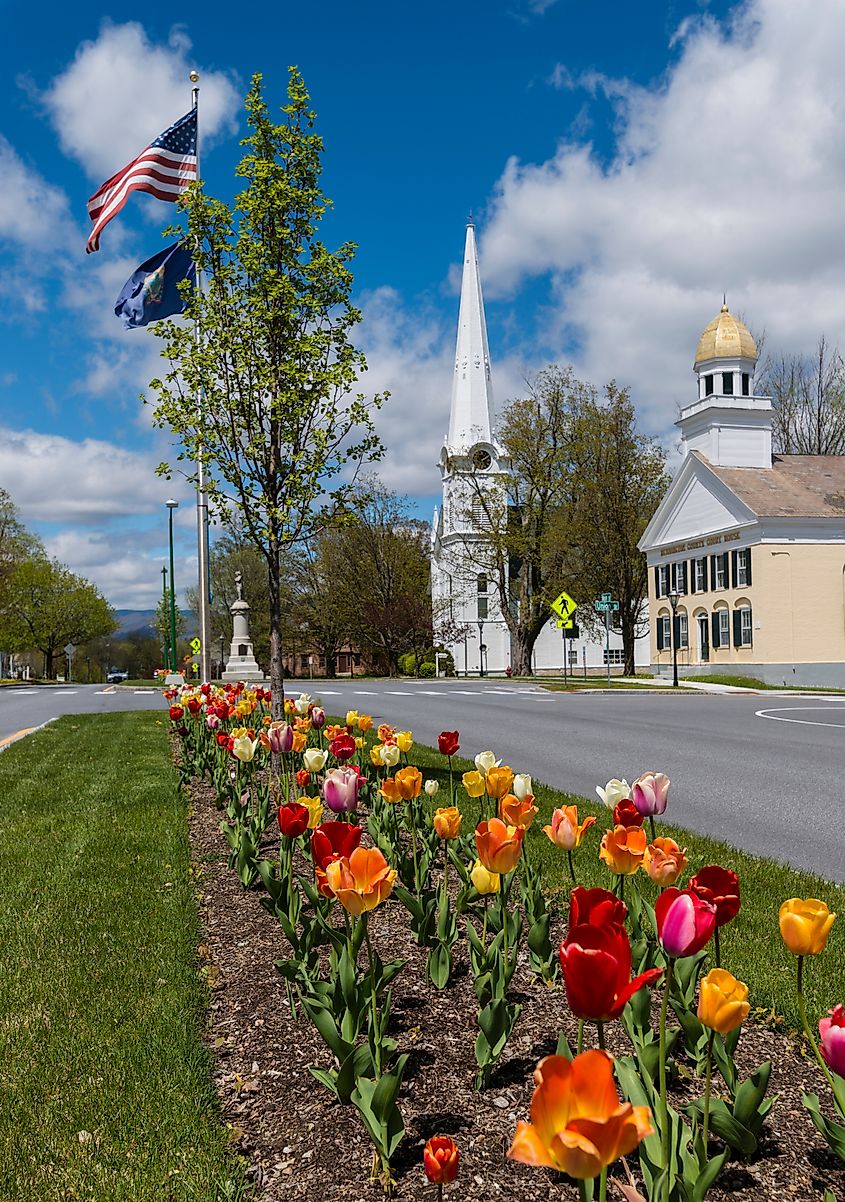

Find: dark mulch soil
<box><xmin>187</xmin><ymin>779</ymin><xmax>845</xmax><ymax>1202</ymax></box>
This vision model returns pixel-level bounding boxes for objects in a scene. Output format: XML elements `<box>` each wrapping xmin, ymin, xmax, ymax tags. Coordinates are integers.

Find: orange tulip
<box><xmin>485</xmin><ymin>765</ymin><xmax>514</xmax><ymax>800</ymax></box>
<box><xmin>476</xmin><ymin>817</ymin><xmax>525</xmax><ymax>874</ymax></box>
<box><xmin>644</xmin><ymin>837</ymin><xmax>688</xmax><ymax>887</ymax></box>
<box><xmin>599</xmin><ymin>825</ymin><xmax>647</xmax><ymax>876</ymax></box>
<box><xmin>324</xmin><ymin>723</ymin><xmax>344</xmax><ymax>742</ymax></box>
<box><xmin>508</xmin><ymin>1050</ymin><xmax>653</xmax><ymax>1179</ymax></box>
<box><xmin>499</xmin><ymin>794</ymin><xmax>538</xmax><ymax>830</ymax></box>
<box><xmin>357</xmin><ymin>713</ymin><xmax>373</xmax><ymax>733</ymax></box>
<box><xmin>377</xmin><ymin>723</ymin><xmax>395</xmax><ymax>744</ymax></box>
<box><xmin>433</xmin><ymin>806</ymin><xmax>462</xmax><ymax>839</ymax></box>
<box><xmin>543</xmin><ymin>806</ymin><xmax>596</xmax><ymax>851</ymax></box>
<box><xmin>380</xmin><ymin>776</ymin><xmax>402</xmax><ymax>803</ymax></box>
<box><xmin>324</xmin><ymin>846</ymin><xmax>397</xmax><ymax>916</ymax></box>
<box><xmin>291</xmin><ymin>730</ymin><xmax>307</xmax><ymax>754</ymax></box>
<box><xmin>294</xmin><ymin>716</ymin><xmax>312</xmax><ymax>734</ymax></box>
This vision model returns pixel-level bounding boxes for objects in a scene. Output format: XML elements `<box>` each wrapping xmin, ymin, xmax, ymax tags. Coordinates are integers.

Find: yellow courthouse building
<box><xmin>639</xmin><ymin>305</ymin><xmax>845</xmax><ymax>688</ymax></box>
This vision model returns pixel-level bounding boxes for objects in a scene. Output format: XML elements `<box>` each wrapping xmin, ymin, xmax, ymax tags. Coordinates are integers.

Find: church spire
<box><xmin>447</xmin><ymin>221</ymin><xmax>494</xmax><ymax>451</ymax></box>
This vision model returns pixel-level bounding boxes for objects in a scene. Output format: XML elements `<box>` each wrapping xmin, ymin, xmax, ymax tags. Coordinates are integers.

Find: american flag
<box><xmin>86</xmin><ymin>109</ymin><xmax>198</xmax><ymax>254</ymax></box>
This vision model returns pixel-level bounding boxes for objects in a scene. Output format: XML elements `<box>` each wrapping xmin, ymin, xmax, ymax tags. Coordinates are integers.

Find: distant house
<box><xmin>640</xmin><ymin>304</ymin><xmax>845</xmax><ymax>688</ymax></box>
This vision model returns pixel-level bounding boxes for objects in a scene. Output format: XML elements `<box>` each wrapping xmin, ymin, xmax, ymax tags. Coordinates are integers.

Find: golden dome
<box><xmin>694</xmin><ymin>303</ymin><xmax>757</xmax><ymax>368</ymax></box>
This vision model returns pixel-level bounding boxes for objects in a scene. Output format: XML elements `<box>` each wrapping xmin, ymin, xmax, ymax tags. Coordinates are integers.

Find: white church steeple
<box><xmin>446</xmin><ymin>220</ymin><xmax>495</xmax><ymax>452</ymax></box>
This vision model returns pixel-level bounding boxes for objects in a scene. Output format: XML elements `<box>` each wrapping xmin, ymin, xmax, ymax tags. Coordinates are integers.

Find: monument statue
<box><xmin>221</xmin><ymin>572</ymin><xmax>263</xmax><ymax>682</ymax></box>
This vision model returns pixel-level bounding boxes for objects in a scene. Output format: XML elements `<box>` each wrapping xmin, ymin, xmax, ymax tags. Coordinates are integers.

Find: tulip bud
<box><xmin>512</xmin><ymin>772</ymin><xmax>533</xmax><ymax>801</ymax></box>
<box><xmin>697</xmin><ymin>968</ymin><xmax>750</xmax><ymax>1035</ymax></box>
<box><xmin>310</xmin><ymin>706</ymin><xmax>326</xmax><ymax>728</ymax></box>
<box><xmin>655</xmin><ymin>888</ymin><xmax>716</xmax><ymax>958</ymax></box>
<box><xmin>424</xmin><ymin>1136</ymin><xmax>459</xmax><ymax>1184</ymax></box>
<box><xmin>424</xmin><ymin>778</ymin><xmax>440</xmax><ymax>797</ymax></box>
<box><xmin>631</xmin><ymin>771</ymin><xmax>670</xmax><ymax>817</ymax></box>
<box><xmin>779</xmin><ymin>897</ymin><xmax>836</xmax><ymax>956</ymax></box>
<box><xmin>433</xmin><ymin>806</ymin><xmax>462</xmax><ymax>839</ymax></box>
<box><xmin>470</xmin><ymin>858</ymin><xmax>500</xmax><ymax>894</ymax></box>
<box><xmin>396</xmin><ymin>730</ymin><xmax>413</xmax><ymax>753</ymax></box>
<box><xmin>475</xmin><ymin>750</ymin><xmax>501</xmax><ymax>777</ymax></box>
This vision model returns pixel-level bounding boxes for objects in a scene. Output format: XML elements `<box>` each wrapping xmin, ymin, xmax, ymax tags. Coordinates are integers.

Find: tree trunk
<box><xmin>268</xmin><ymin>547</ymin><xmax>285</xmax><ymax>722</ymax></box>
<box><xmin>511</xmin><ymin>630</ymin><xmax>533</xmax><ymax>676</ymax></box>
<box><xmin>621</xmin><ymin>609</ymin><xmax>636</xmax><ymax>677</ymax></box>
<box><xmin>325</xmin><ymin>652</ymin><xmax>337</xmax><ymax>678</ymax></box>
<box><xmin>45</xmin><ymin>649</ymin><xmax>54</xmax><ymax>679</ymax></box>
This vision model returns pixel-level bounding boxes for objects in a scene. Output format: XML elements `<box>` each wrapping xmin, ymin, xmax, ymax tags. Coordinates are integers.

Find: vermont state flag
<box><xmin>114</xmin><ymin>242</ymin><xmax>195</xmax><ymax>329</ymax></box>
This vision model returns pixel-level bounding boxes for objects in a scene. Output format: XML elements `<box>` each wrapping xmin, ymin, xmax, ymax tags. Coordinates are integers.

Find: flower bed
<box><xmin>169</xmin><ymin>683</ymin><xmax>845</xmax><ymax>1201</ymax></box>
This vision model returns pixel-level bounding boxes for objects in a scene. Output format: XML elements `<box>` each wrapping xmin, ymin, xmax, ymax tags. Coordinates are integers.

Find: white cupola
<box><xmin>677</xmin><ymin>302</ymin><xmax>772</xmax><ymax>469</ymax></box>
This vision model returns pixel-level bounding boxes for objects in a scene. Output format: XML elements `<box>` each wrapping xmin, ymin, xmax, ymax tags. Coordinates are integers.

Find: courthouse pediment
<box><xmin>640</xmin><ymin>454</ymin><xmax>756</xmax><ymax>552</ymax></box>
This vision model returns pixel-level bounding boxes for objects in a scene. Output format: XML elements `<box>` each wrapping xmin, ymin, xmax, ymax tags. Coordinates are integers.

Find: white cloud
<box><xmin>479</xmin><ymin>0</ymin><xmax>845</xmax><ymax>435</ymax></box>
<box><xmin>42</xmin><ymin>21</ymin><xmax>240</xmax><ymax>181</ymax></box>
<box><xmin>0</xmin><ymin>137</ymin><xmax>76</xmax><ymax>251</ymax></box>
<box><xmin>0</xmin><ymin>427</ymin><xmax>193</xmax><ymax>522</ymax></box>
<box><xmin>43</xmin><ymin>526</ymin><xmax>197</xmax><ymax>611</ymax></box>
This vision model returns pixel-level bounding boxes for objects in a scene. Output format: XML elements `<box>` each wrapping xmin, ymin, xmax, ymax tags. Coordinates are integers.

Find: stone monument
<box><xmin>222</xmin><ymin>571</ymin><xmax>263</xmax><ymax>682</ymax></box>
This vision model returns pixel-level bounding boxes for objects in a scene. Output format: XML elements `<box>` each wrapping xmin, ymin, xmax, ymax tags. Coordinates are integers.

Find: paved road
<box><xmin>2</xmin><ymin>680</ymin><xmax>843</xmax><ymax>883</ymax></box>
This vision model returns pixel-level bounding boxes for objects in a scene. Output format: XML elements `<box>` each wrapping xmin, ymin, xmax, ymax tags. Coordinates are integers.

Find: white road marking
<box><xmin>385</xmin><ymin>690</ymin><xmax>414</xmax><ymax>696</ymax></box>
<box><xmin>414</xmin><ymin>690</ymin><xmax>444</xmax><ymax>696</ymax></box>
<box><xmin>755</xmin><ymin>706</ymin><xmax>845</xmax><ymax>729</ymax></box>
<box><xmin>133</xmin><ymin>689</ymin><xmax>155</xmax><ymax>695</ymax></box>
<box><xmin>53</xmin><ymin>690</ymin><xmax>78</xmax><ymax>696</ymax></box>
<box><xmin>352</xmin><ymin>690</ymin><xmax>377</xmax><ymax>696</ymax></box>
<box><xmin>9</xmin><ymin>688</ymin><xmax>37</xmax><ymax>695</ymax></box>
<box><xmin>318</xmin><ymin>690</ymin><xmax>342</xmax><ymax>696</ymax></box>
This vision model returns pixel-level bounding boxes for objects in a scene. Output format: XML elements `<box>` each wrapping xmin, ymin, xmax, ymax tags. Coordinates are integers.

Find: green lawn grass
<box><xmin>0</xmin><ymin>712</ymin><xmax>250</xmax><ymax>1202</ymax></box>
<box><xmin>407</xmin><ymin>739</ymin><xmax>845</xmax><ymax>1030</ymax></box>
<box><xmin>681</xmin><ymin>673</ymin><xmax>845</xmax><ymax>693</ymax></box>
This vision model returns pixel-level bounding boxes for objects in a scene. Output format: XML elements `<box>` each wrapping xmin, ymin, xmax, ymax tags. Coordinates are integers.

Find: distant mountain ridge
<box><xmin>115</xmin><ymin>609</ymin><xmax>196</xmax><ymax>638</ymax></box>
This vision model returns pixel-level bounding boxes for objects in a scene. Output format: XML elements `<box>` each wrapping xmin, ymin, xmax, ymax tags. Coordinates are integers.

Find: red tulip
<box><xmin>655</xmin><ymin>887</ymin><xmax>716</xmax><ymax>958</ymax></box>
<box><xmin>311</xmin><ymin>820</ymin><xmax>363</xmax><ymax>868</ymax></box>
<box><xmin>424</xmin><ymin>1135</ymin><xmax>459</xmax><ymax>1184</ymax></box>
<box><xmin>186</xmin><ymin>697</ymin><xmax>202</xmax><ymax>715</ymax></box>
<box><xmin>569</xmin><ymin>886</ymin><xmax>628</xmax><ymax>930</ymax></box>
<box><xmin>278</xmin><ymin>801</ymin><xmax>310</xmax><ymax>839</ymax></box>
<box><xmin>168</xmin><ymin>705</ymin><xmax>184</xmax><ymax>722</ymax></box>
<box><xmin>438</xmin><ymin>730</ymin><xmax>460</xmax><ymax>757</ymax></box>
<box><xmin>295</xmin><ymin>768</ymin><xmax>311</xmax><ymax>788</ymax></box>
<box><xmin>560</xmin><ymin>923</ymin><xmax>663</xmax><ymax>1021</ymax></box>
<box><xmin>688</xmin><ymin>865</ymin><xmax>741</xmax><ymax>927</ymax></box>
<box><xmin>215</xmin><ymin>732</ymin><xmax>229</xmax><ymax>747</ymax></box>
<box><xmin>613</xmin><ymin>798</ymin><xmax>644</xmax><ymax>829</ymax></box>
<box><xmin>329</xmin><ymin>733</ymin><xmax>356</xmax><ymax>762</ymax></box>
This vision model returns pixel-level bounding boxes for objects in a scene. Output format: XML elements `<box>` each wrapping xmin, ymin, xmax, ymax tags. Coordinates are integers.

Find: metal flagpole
<box><xmin>190</xmin><ymin>70</ymin><xmax>212</xmax><ymax>684</ymax></box>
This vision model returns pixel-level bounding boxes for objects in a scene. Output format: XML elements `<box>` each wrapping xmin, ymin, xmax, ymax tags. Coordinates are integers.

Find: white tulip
<box><xmin>595</xmin><ymin>778</ymin><xmax>631</xmax><ymax>808</ymax></box>
<box><xmin>512</xmin><ymin>773</ymin><xmax>533</xmax><ymax>801</ymax></box>
<box><xmin>303</xmin><ymin>747</ymin><xmax>327</xmax><ymax>772</ymax></box>
<box><xmin>380</xmin><ymin>743</ymin><xmax>401</xmax><ymax>768</ymax></box>
<box><xmin>474</xmin><ymin>750</ymin><xmax>501</xmax><ymax>778</ymax></box>
<box><xmin>424</xmin><ymin>779</ymin><xmax>440</xmax><ymax>797</ymax></box>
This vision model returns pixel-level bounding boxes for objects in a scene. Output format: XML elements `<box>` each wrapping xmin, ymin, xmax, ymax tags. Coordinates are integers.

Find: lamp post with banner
<box><xmin>668</xmin><ymin>588</ymin><xmax>680</xmax><ymax>688</ymax></box>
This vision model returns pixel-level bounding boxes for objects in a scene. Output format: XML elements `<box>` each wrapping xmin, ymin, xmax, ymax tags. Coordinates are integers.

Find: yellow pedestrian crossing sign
<box><xmin>190</xmin><ymin>637</ymin><xmax>201</xmax><ymax>655</ymax></box>
<box><xmin>550</xmin><ymin>591</ymin><xmax>577</xmax><ymax>628</ymax></box>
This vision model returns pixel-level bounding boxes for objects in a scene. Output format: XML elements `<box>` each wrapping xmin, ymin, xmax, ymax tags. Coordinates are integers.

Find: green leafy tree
<box><xmin>567</xmin><ymin>384</ymin><xmax>669</xmax><ymax>675</ymax></box>
<box><xmin>319</xmin><ymin>482</ymin><xmax>432</xmax><ymax>675</ymax></box>
<box><xmin>152</xmin><ymin>590</ymin><xmax>186</xmax><ymax>669</ymax></box>
<box><xmin>2</xmin><ymin>558</ymin><xmax>117</xmax><ymax>678</ymax></box>
<box><xmin>150</xmin><ymin>70</ymin><xmax>383</xmax><ymax>714</ymax></box>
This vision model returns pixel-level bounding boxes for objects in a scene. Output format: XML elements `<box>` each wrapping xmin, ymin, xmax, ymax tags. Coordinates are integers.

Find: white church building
<box><xmin>430</xmin><ymin>221</ymin><xmax>650</xmax><ymax>676</ymax></box>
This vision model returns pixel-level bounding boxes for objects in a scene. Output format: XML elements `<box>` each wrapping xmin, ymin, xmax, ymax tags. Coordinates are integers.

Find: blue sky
<box><xmin>2</xmin><ymin>0</ymin><xmax>844</xmax><ymax>609</ymax></box>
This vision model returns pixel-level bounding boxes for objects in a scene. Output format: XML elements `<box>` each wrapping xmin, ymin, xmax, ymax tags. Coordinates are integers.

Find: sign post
<box><xmin>550</xmin><ymin>592</ymin><xmax>577</xmax><ymax>683</ymax></box>
<box><xmin>593</xmin><ymin>592</ymin><xmax>620</xmax><ymax>685</ymax></box>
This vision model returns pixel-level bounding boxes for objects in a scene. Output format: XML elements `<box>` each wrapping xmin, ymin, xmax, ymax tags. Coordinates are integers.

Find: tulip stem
<box><xmin>599</xmin><ymin>1166</ymin><xmax>608</xmax><ymax>1202</ymax></box>
<box><xmin>482</xmin><ymin>897</ymin><xmax>489</xmax><ymax>951</ymax></box>
<box><xmin>437</xmin><ymin>1185</ymin><xmax>443</xmax><ymax>1202</ymax></box>
<box><xmin>567</xmin><ymin>850</ymin><xmax>575</xmax><ymax>882</ymax></box>
<box><xmin>702</xmin><ymin>1029</ymin><xmax>715</xmax><ymax>1151</ymax></box>
<box><xmin>596</xmin><ymin>1021</ymin><xmax>606</xmax><ymax>1051</ymax></box>
<box><xmin>649</xmin><ymin>815</ymin><xmax>657</xmax><ymax>843</ymax></box>
<box><xmin>659</xmin><ymin>959</ymin><xmax>674</xmax><ymax>1202</ymax></box>
<box><xmin>577</xmin><ymin>1019</ymin><xmax>584</xmax><ymax>1055</ymax></box>
<box><xmin>364</xmin><ymin>919</ymin><xmax>382</xmax><ymax>1077</ymax></box>
<box><xmin>714</xmin><ymin>924</ymin><xmax>721</xmax><ymax>969</ymax></box>
<box><xmin>796</xmin><ymin>956</ymin><xmax>839</xmax><ymax>1094</ymax></box>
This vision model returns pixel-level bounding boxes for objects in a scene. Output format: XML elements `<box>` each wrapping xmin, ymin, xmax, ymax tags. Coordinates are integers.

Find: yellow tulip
<box><xmin>485</xmin><ymin>765</ymin><xmax>514</xmax><ymax>800</ymax></box>
<box><xmin>345</xmin><ymin>709</ymin><xmax>360</xmax><ymax>727</ymax></box>
<box><xmin>470</xmin><ymin>858</ymin><xmax>500</xmax><ymax>894</ymax></box>
<box><xmin>357</xmin><ymin>714</ymin><xmax>373</xmax><ymax>733</ymax></box>
<box><xmin>433</xmin><ymin>806</ymin><xmax>462</xmax><ymax>840</ymax></box>
<box><xmin>779</xmin><ymin>898</ymin><xmax>837</xmax><ymax>956</ymax></box>
<box><xmin>396</xmin><ymin>730</ymin><xmax>413</xmax><ymax>753</ymax></box>
<box><xmin>301</xmin><ymin>796</ymin><xmax>324</xmax><ymax>830</ymax></box>
<box><xmin>697</xmin><ymin>968</ymin><xmax>750</xmax><ymax>1035</ymax></box>
<box><xmin>462</xmin><ymin>770</ymin><xmax>485</xmax><ymax>798</ymax></box>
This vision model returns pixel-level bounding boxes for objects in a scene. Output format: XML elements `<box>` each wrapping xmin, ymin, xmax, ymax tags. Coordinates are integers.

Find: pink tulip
<box><xmin>323</xmin><ymin>767</ymin><xmax>361</xmax><ymax>814</ymax></box>
<box><xmin>205</xmin><ymin>713</ymin><xmax>220</xmax><ymax>731</ymax></box>
<box><xmin>655</xmin><ymin>887</ymin><xmax>716</xmax><ymax>958</ymax></box>
<box><xmin>311</xmin><ymin>706</ymin><xmax>326</xmax><ymax>729</ymax></box>
<box><xmin>266</xmin><ymin>722</ymin><xmax>294</xmax><ymax>754</ymax></box>
<box><xmin>820</xmin><ymin>1005</ymin><xmax>845</xmax><ymax>1078</ymax></box>
<box><xmin>631</xmin><ymin>771</ymin><xmax>670</xmax><ymax>817</ymax></box>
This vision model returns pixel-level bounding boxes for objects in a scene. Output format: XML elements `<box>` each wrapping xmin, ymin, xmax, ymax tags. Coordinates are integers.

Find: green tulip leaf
<box><xmin>802</xmin><ymin>1093</ymin><xmax>845</xmax><ymax>1163</ymax></box>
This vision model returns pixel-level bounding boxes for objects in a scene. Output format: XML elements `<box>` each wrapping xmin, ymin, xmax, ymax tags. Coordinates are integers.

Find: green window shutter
<box><xmin>710</xmin><ymin>556</ymin><xmax>717</xmax><ymax>590</ymax></box>
<box><xmin>711</xmin><ymin>611</ymin><xmax>720</xmax><ymax>648</ymax></box>
<box><xmin>654</xmin><ymin>566</ymin><xmax>660</xmax><ymax>597</ymax></box>
<box><xmin>688</xmin><ymin>559</ymin><xmax>696</xmax><ymax>593</ymax></box>
<box><xmin>656</xmin><ymin>618</ymin><xmax>664</xmax><ymax>651</ymax></box>
<box><xmin>733</xmin><ymin>609</ymin><xmax>742</xmax><ymax>647</ymax></box>
<box><xmin>731</xmin><ymin>549</ymin><xmax>738</xmax><ymax>589</ymax></box>
<box><xmin>746</xmin><ymin>549</ymin><xmax>753</xmax><ymax>587</ymax></box>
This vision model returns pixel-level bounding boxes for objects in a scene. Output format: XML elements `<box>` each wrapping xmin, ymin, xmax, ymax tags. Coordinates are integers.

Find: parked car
<box><xmin>107</xmin><ymin>671</ymin><xmax>129</xmax><ymax>683</ymax></box>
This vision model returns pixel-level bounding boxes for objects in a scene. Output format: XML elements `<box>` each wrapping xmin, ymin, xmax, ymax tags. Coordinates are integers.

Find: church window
<box><xmin>704</xmin><ymin>375</ymin><xmax>714</xmax><ymax>396</ymax></box>
<box><xmin>741</xmin><ymin>372</ymin><xmax>750</xmax><ymax>396</ymax></box>
<box><xmin>477</xmin><ymin>573</ymin><xmax>488</xmax><ymax>620</ymax></box>
<box><xmin>722</xmin><ymin>372</ymin><xmax>734</xmax><ymax>395</ymax></box>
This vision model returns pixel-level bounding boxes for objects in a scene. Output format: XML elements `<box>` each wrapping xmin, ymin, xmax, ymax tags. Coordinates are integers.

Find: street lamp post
<box><xmin>668</xmin><ymin>588</ymin><xmax>680</xmax><ymax>688</ymax></box>
<box><xmin>105</xmin><ymin>640</ymin><xmax>110</xmax><ymax>682</ymax></box>
<box><xmin>219</xmin><ymin>635</ymin><xmax>225</xmax><ymax>680</ymax></box>
<box><xmin>477</xmin><ymin>618</ymin><xmax>485</xmax><ymax>677</ymax></box>
<box><xmin>166</xmin><ymin>500</ymin><xmax>179</xmax><ymax>674</ymax></box>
